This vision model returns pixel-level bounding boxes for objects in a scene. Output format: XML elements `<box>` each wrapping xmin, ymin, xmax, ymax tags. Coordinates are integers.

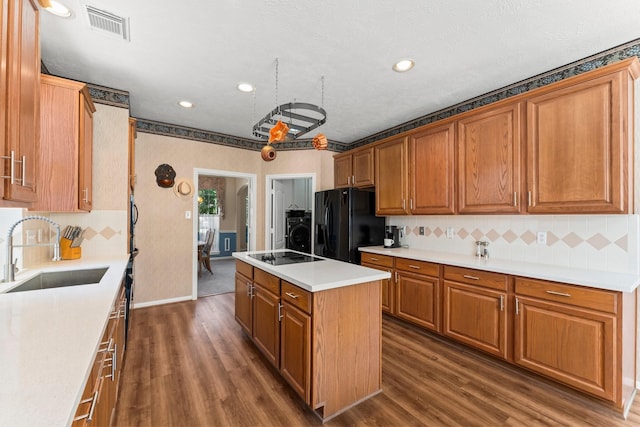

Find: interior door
<box><xmin>272</xmin><ymin>180</ymin><xmax>286</xmax><ymax>249</ymax></box>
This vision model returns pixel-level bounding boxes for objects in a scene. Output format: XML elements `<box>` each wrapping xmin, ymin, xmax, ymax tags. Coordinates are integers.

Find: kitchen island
<box><xmin>232</xmin><ymin>250</ymin><xmax>390</xmax><ymax>422</ymax></box>
<box><xmin>0</xmin><ymin>256</ymin><xmax>129</xmax><ymax>427</ymax></box>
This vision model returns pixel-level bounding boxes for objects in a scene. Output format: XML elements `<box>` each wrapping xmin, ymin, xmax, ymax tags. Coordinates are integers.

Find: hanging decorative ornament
<box><xmin>268</xmin><ymin>120</ymin><xmax>289</xmax><ymax>143</ymax></box>
<box><xmin>261</xmin><ymin>144</ymin><xmax>277</xmax><ymax>161</ymax></box>
<box><xmin>312</xmin><ymin>133</ymin><xmax>328</xmax><ymax>150</ymax></box>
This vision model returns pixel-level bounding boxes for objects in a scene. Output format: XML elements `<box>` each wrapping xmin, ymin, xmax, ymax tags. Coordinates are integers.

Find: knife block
<box><xmin>60</xmin><ymin>237</ymin><xmax>81</xmax><ymax>260</ymax></box>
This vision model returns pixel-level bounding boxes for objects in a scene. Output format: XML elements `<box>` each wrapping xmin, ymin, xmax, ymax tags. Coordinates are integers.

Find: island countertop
<box><xmin>232</xmin><ymin>250</ymin><xmax>390</xmax><ymax>292</ymax></box>
<box><xmin>0</xmin><ymin>256</ymin><xmax>129</xmax><ymax>427</ymax></box>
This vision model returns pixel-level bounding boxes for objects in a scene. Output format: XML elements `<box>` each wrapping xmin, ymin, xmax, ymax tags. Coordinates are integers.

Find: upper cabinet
<box><xmin>0</xmin><ymin>0</ymin><xmax>40</xmax><ymax>205</ymax></box>
<box><xmin>457</xmin><ymin>102</ymin><xmax>523</xmax><ymax>214</ymax></box>
<box><xmin>375</xmin><ymin>136</ymin><xmax>409</xmax><ymax>215</ymax></box>
<box><xmin>31</xmin><ymin>75</ymin><xmax>96</xmax><ymax>212</ymax></box>
<box><xmin>526</xmin><ymin>60</ymin><xmax>640</xmax><ymax>214</ymax></box>
<box><xmin>409</xmin><ymin>122</ymin><xmax>456</xmax><ymax>214</ymax></box>
<box><xmin>334</xmin><ymin>146</ymin><xmax>374</xmax><ymax>188</ymax></box>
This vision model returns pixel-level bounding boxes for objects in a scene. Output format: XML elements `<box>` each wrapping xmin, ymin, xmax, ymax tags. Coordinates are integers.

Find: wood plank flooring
<box><xmin>113</xmin><ymin>293</ymin><xmax>640</xmax><ymax>426</ymax></box>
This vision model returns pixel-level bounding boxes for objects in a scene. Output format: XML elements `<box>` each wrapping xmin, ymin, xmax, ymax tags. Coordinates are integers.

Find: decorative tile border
<box><xmin>64</xmin><ymin>37</ymin><xmax>640</xmax><ymax>153</ymax></box>
<box><xmin>406</xmin><ymin>225</ymin><xmax>628</xmax><ymax>251</ymax></box>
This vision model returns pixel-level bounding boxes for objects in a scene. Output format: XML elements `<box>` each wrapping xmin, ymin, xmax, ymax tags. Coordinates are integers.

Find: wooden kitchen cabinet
<box><xmin>361</xmin><ymin>252</ymin><xmax>395</xmax><ymax>314</ymax></box>
<box><xmin>73</xmin><ymin>284</ymin><xmax>126</xmax><ymax>427</ymax></box>
<box><xmin>0</xmin><ymin>0</ymin><xmax>39</xmax><ymax>204</ymax></box>
<box><xmin>457</xmin><ymin>102</ymin><xmax>523</xmax><ymax>214</ymax></box>
<box><xmin>395</xmin><ymin>258</ymin><xmax>441</xmax><ymax>332</ymax></box>
<box><xmin>513</xmin><ymin>277</ymin><xmax>636</xmax><ymax>407</ymax></box>
<box><xmin>526</xmin><ymin>58</ymin><xmax>640</xmax><ymax>213</ymax></box>
<box><xmin>280</xmin><ymin>281</ymin><xmax>312</xmax><ymax>402</ymax></box>
<box><xmin>234</xmin><ymin>260</ymin><xmax>253</xmax><ymax>335</ymax></box>
<box><xmin>31</xmin><ymin>74</ymin><xmax>96</xmax><ymax>212</ymax></box>
<box><xmin>334</xmin><ymin>147</ymin><xmax>375</xmax><ymax>188</ymax></box>
<box><xmin>443</xmin><ymin>266</ymin><xmax>509</xmax><ymax>360</ymax></box>
<box><xmin>252</xmin><ymin>269</ymin><xmax>281</xmax><ymax>368</ymax></box>
<box><xmin>409</xmin><ymin>122</ymin><xmax>456</xmax><ymax>214</ymax></box>
<box><xmin>375</xmin><ymin>136</ymin><xmax>409</xmax><ymax>215</ymax></box>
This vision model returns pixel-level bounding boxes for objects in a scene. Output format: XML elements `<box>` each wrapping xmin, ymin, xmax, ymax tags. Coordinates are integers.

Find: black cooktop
<box><xmin>248</xmin><ymin>251</ymin><xmax>324</xmax><ymax>266</ymax></box>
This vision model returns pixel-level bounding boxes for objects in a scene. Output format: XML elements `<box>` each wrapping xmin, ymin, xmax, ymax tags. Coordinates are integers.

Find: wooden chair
<box><xmin>198</xmin><ymin>229</ymin><xmax>211</xmax><ymax>277</ymax></box>
<box><xmin>200</xmin><ymin>229</ymin><xmax>215</xmax><ymax>275</ymax></box>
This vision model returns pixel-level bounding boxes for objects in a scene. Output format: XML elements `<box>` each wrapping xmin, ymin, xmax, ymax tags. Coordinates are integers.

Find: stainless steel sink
<box><xmin>7</xmin><ymin>268</ymin><xmax>108</xmax><ymax>293</ymax></box>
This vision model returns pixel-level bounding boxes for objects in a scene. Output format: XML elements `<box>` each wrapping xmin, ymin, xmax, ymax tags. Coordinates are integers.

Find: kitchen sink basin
<box><xmin>7</xmin><ymin>268</ymin><xmax>108</xmax><ymax>293</ymax></box>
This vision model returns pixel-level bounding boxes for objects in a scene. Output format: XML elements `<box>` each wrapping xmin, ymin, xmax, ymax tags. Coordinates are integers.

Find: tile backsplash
<box><xmin>388</xmin><ymin>214</ymin><xmax>640</xmax><ymax>275</ymax></box>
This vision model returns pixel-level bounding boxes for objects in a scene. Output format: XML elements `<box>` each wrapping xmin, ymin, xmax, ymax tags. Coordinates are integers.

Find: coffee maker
<box><xmin>384</xmin><ymin>225</ymin><xmax>402</xmax><ymax>248</ymax></box>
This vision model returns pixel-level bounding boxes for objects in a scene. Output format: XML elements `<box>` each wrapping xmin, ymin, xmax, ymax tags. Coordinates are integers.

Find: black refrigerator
<box><xmin>314</xmin><ymin>187</ymin><xmax>385</xmax><ymax>264</ymax></box>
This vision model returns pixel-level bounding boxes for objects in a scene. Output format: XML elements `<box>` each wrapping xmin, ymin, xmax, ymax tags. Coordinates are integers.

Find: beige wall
<box><xmin>134</xmin><ymin>133</ymin><xmax>334</xmax><ymax>305</ymax></box>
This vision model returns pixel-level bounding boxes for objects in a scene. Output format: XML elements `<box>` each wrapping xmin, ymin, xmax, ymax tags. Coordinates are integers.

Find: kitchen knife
<box><xmin>71</xmin><ymin>229</ymin><xmax>85</xmax><ymax>248</ymax></box>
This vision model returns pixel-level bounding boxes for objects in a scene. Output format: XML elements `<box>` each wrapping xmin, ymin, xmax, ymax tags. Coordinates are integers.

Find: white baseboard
<box><xmin>132</xmin><ymin>295</ymin><xmax>192</xmax><ymax>309</ymax></box>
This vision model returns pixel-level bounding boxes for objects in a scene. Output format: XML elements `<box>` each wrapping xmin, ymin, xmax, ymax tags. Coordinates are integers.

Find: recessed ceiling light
<box><xmin>392</xmin><ymin>59</ymin><xmax>415</xmax><ymax>73</ymax></box>
<box><xmin>178</xmin><ymin>100</ymin><xmax>194</xmax><ymax>108</ymax></box>
<box><xmin>41</xmin><ymin>0</ymin><xmax>72</xmax><ymax>17</ymax></box>
<box><xmin>237</xmin><ymin>83</ymin><xmax>255</xmax><ymax>93</ymax></box>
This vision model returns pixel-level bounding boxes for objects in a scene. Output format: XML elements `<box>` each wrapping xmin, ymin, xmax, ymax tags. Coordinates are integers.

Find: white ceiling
<box><xmin>39</xmin><ymin>0</ymin><xmax>640</xmax><ymax>145</ymax></box>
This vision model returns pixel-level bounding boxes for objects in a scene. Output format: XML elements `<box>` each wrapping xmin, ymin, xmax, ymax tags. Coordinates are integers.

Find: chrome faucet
<box><xmin>4</xmin><ymin>216</ymin><xmax>61</xmax><ymax>282</ymax></box>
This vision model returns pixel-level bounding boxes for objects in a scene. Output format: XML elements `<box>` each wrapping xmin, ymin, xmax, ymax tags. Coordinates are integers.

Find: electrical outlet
<box><xmin>537</xmin><ymin>231</ymin><xmax>547</xmax><ymax>245</ymax></box>
<box><xmin>446</xmin><ymin>227</ymin><xmax>454</xmax><ymax>239</ymax></box>
<box><xmin>419</xmin><ymin>226</ymin><xmax>425</xmax><ymax>235</ymax></box>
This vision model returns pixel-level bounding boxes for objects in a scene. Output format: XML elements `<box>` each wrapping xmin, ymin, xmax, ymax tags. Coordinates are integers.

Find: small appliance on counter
<box><xmin>384</xmin><ymin>225</ymin><xmax>402</xmax><ymax>248</ymax></box>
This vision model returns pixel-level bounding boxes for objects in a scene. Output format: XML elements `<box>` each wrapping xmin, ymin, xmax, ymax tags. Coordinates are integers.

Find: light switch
<box><xmin>185</xmin><ymin>211</ymin><xmax>191</xmax><ymax>219</ymax></box>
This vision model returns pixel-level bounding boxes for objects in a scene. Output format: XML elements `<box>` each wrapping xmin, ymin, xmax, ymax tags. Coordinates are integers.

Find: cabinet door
<box><xmin>333</xmin><ymin>153</ymin><xmax>352</xmax><ymax>188</ymax></box>
<box><xmin>410</xmin><ymin>122</ymin><xmax>456</xmax><ymax>214</ymax></box>
<box><xmin>396</xmin><ymin>271</ymin><xmax>440</xmax><ymax>332</ymax></box>
<box><xmin>280</xmin><ymin>302</ymin><xmax>311</xmax><ymax>404</ymax></box>
<box><xmin>234</xmin><ymin>272</ymin><xmax>253</xmax><ymax>335</ymax></box>
<box><xmin>443</xmin><ymin>280</ymin><xmax>508</xmax><ymax>359</ymax></box>
<box><xmin>362</xmin><ymin>262</ymin><xmax>394</xmax><ymax>314</ymax></box>
<box><xmin>78</xmin><ymin>93</ymin><xmax>93</xmax><ymax>211</ymax></box>
<box><xmin>2</xmin><ymin>0</ymin><xmax>39</xmax><ymax>203</ymax></box>
<box><xmin>252</xmin><ymin>284</ymin><xmax>280</xmax><ymax>368</ymax></box>
<box><xmin>457</xmin><ymin>103</ymin><xmax>522</xmax><ymax>213</ymax></box>
<box><xmin>352</xmin><ymin>147</ymin><xmax>374</xmax><ymax>187</ymax></box>
<box><xmin>527</xmin><ymin>72</ymin><xmax>629</xmax><ymax>213</ymax></box>
<box><xmin>514</xmin><ymin>296</ymin><xmax>615</xmax><ymax>400</ymax></box>
<box><xmin>375</xmin><ymin>136</ymin><xmax>409</xmax><ymax>215</ymax></box>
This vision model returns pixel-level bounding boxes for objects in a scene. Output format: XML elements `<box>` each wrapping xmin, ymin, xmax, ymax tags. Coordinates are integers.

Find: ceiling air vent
<box><xmin>85</xmin><ymin>5</ymin><xmax>130</xmax><ymax>41</ymax></box>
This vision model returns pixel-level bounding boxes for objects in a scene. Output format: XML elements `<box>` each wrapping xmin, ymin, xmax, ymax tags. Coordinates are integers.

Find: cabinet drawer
<box><xmin>395</xmin><ymin>258</ymin><xmax>439</xmax><ymax>276</ymax></box>
<box><xmin>444</xmin><ymin>266</ymin><xmax>508</xmax><ymax>291</ymax></box>
<box><xmin>360</xmin><ymin>252</ymin><xmax>394</xmax><ymax>268</ymax></box>
<box><xmin>236</xmin><ymin>260</ymin><xmax>253</xmax><ymax>279</ymax></box>
<box><xmin>254</xmin><ymin>268</ymin><xmax>280</xmax><ymax>295</ymax></box>
<box><xmin>515</xmin><ymin>277</ymin><xmax>617</xmax><ymax>313</ymax></box>
<box><xmin>281</xmin><ymin>281</ymin><xmax>312</xmax><ymax>313</ymax></box>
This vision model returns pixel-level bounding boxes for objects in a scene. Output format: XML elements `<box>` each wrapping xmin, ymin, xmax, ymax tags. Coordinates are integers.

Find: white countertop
<box><xmin>232</xmin><ymin>250</ymin><xmax>391</xmax><ymax>292</ymax></box>
<box><xmin>0</xmin><ymin>255</ymin><xmax>129</xmax><ymax>427</ymax></box>
<box><xmin>359</xmin><ymin>246</ymin><xmax>640</xmax><ymax>293</ymax></box>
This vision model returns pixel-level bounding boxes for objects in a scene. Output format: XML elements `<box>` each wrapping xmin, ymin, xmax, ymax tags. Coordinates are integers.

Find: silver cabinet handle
<box><xmin>408</xmin><ymin>265</ymin><xmax>420</xmax><ymax>270</ymax></box>
<box><xmin>546</xmin><ymin>290</ymin><xmax>571</xmax><ymax>297</ymax></box>
<box><xmin>278</xmin><ymin>303</ymin><xmax>283</xmax><ymax>321</ymax></box>
<box><xmin>21</xmin><ymin>155</ymin><xmax>26</xmax><ymax>186</ymax></box>
<box><xmin>410</xmin><ymin>199</ymin><xmax>414</xmax><ymax>210</ymax></box>
<box><xmin>499</xmin><ymin>295</ymin><xmax>504</xmax><ymax>311</ymax></box>
<box><xmin>513</xmin><ymin>192</ymin><xmax>517</xmax><ymax>207</ymax></box>
<box><xmin>369</xmin><ymin>257</ymin><xmax>379</xmax><ymax>261</ymax></box>
<box><xmin>246</xmin><ymin>282</ymin><xmax>252</xmax><ymax>297</ymax></box>
<box><xmin>82</xmin><ymin>188</ymin><xmax>89</xmax><ymax>203</ymax></box>
<box><xmin>352</xmin><ymin>175</ymin><xmax>355</xmax><ymax>186</ymax></box>
<box><xmin>463</xmin><ymin>275</ymin><xmax>480</xmax><ymax>280</ymax></box>
<box><xmin>74</xmin><ymin>387</ymin><xmax>99</xmax><ymax>422</ymax></box>
<box><xmin>515</xmin><ymin>297</ymin><xmax>520</xmax><ymax>315</ymax></box>
<box><xmin>9</xmin><ymin>151</ymin><xmax>15</xmax><ymax>184</ymax></box>
<box><xmin>285</xmin><ymin>291</ymin><xmax>299</xmax><ymax>299</ymax></box>
<box><xmin>528</xmin><ymin>191</ymin><xmax>532</xmax><ymax>207</ymax></box>
<box><xmin>394</xmin><ymin>271</ymin><xmax>398</xmax><ymax>283</ymax></box>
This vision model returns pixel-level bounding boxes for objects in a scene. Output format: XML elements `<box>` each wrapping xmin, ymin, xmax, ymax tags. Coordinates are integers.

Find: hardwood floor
<box><xmin>114</xmin><ymin>293</ymin><xmax>640</xmax><ymax>426</ymax></box>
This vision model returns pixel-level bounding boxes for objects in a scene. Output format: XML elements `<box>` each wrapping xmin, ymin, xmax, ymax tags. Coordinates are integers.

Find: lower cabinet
<box><xmin>73</xmin><ymin>285</ymin><xmax>126</xmax><ymax>426</ymax></box>
<box><xmin>395</xmin><ymin>258</ymin><xmax>440</xmax><ymax>332</ymax></box>
<box><xmin>360</xmin><ymin>253</ymin><xmax>637</xmax><ymax>413</ymax></box>
<box><xmin>235</xmin><ymin>260</ymin><xmax>381</xmax><ymax>421</ymax></box>
<box><xmin>361</xmin><ymin>252</ymin><xmax>394</xmax><ymax>314</ymax></box>
<box><xmin>443</xmin><ymin>266</ymin><xmax>509</xmax><ymax>360</ymax></box>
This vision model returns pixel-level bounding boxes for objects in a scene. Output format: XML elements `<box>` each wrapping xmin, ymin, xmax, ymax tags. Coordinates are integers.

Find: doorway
<box><xmin>193</xmin><ymin>169</ymin><xmax>256</xmax><ymax>299</ymax></box>
<box><xmin>265</xmin><ymin>173</ymin><xmax>315</xmax><ymax>252</ymax></box>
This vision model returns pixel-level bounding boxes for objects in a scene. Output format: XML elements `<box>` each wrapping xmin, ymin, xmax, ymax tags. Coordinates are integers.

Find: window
<box><xmin>198</xmin><ymin>189</ymin><xmax>219</xmax><ymax>215</ymax></box>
